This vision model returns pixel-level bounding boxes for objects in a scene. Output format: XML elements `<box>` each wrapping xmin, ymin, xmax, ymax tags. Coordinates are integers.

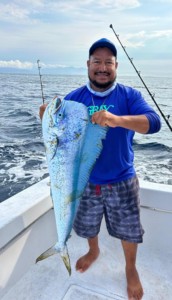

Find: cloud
<box><xmin>120</xmin><ymin>29</ymin><xmax>172</xmax><ymax>48</ymax></box>
<box><xmin>93</xmin><ymin>0</ymin><xmax>140</xmax><ymax>9</ymax></box>
<box><xmin>0</xmin><ymin>0</ymin><xmax>141</xmax><ymax>24</ymax></box>
<box><xmin>150</xmin><ymin>30</ymin><xmax>172</xmax><ymax>38</ymax></box>
<box><xmin>51</xmin><ymin>0</ymin><xmax>140</xmax><ymax>11</ymax></box>
<box><xmin>0</xmin><ymin>1</ymin><xmax>44</xmax><ymax>24</ymax></box>
<box><xmin>0</xmin><ymin>60</ymin><xmax>34</xmax><ymax>69</ymax></box>
<box><xmin>0</xmin><ymin>3</ymin><xmax>29</xmax><ymax>21</ymax></box>
<box><xmin>152</xmin><ymin>0</ymin><xmax>172</xmax><ymax>3</ymax></box>
<box><xmin>0</xmin><ymin>60</ymin><xmax>70</xmax><ymax>69</ymax></box>
<box><xmin>128</xmin><ymin>30</ymin><xmax>172</xmax><ymax>39</ymax></box>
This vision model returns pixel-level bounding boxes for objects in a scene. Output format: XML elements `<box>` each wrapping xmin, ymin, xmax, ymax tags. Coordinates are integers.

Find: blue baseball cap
<box><xmin>89</xmin><ymin>38</ymin><xmax>117</xmax><ymax>57</ymax></box>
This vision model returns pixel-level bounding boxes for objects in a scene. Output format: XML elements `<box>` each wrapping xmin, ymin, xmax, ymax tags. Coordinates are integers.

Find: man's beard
<box><xmin>89</xmin><ymin>73</ymin><xmax>116</xmax><ymax>89</ymax></box>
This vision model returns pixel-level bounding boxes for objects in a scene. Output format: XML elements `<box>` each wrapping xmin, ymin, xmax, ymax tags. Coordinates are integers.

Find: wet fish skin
<box><xmin>36</xmin><ymin>97</ymin><xmax>107</xmax><ymax>274</ymax></box>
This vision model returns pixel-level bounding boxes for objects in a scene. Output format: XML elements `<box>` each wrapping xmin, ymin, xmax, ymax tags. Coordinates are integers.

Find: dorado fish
<box><xmin>36</xmin><ymin>97</ymin><xmax>107</xmax><ymax>275</ymax></box>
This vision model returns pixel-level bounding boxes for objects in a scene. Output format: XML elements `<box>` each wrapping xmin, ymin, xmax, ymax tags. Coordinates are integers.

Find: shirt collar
<box><xmin>86</xmin><ymin>81</ymin><xmax>116</xmax><ymax>97</ymax></box>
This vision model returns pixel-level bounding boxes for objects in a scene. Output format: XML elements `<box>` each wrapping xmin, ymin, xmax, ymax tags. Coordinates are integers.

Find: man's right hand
<box><xmin>39</xmin><ymin>103</ymin><xmax>48</xmax><ymax>120</ymax></box>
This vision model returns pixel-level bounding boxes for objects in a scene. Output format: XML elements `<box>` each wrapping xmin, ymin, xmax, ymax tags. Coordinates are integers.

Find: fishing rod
<box><xmin>109</xmin><ymin>24</ymin><xmax>172</xmax><ymax>132</ymax></box>
<box><xmin>37</xmin><ymin>59</ymin><xmax>45</xmax><ymax>104</ymax></box>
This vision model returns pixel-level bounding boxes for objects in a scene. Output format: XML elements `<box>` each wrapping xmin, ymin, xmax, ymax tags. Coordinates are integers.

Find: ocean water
<box><xmin>0</xmin><ymin>73</ymin><xmax>172</xmax><ymax>202</ymax></box>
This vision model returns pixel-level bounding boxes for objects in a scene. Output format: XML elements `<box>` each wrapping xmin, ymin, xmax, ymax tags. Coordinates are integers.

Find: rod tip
<box><xmin>109</xmin><ymin>24</ymin><xmax>113</xmax><ymax>28</ymax></box>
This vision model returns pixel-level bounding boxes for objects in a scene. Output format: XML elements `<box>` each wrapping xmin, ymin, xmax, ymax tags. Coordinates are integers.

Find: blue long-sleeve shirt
<box><xmin>65</xmin><ymin>83</ymin><xmax>161</xmax><ymax>184</ymax></box>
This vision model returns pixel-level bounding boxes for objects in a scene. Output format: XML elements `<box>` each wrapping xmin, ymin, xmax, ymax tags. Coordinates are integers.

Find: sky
<box><xmin>0</xmin><ymin>0</ymin><xmax>172</xmax><ymax>76</ymax></box>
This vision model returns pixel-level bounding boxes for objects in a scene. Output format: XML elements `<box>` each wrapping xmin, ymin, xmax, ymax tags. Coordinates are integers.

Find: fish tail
<box><xmin>36</xmin><ymin>245</ymin><xmax>71</xmax><ymax>276</ymax></box>
<box><xmin>36</xmin><ymin>246</ymin><xmax>57</xmax><ymax>263</ymax></box>
<box><xmin>60</xmin><ymin>246</ymin><xmax>71</xmax><ymax>276</ymax></box>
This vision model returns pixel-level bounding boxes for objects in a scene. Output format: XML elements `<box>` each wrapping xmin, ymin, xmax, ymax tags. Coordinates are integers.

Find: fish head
<box><xmin>42</xmin><ymin>97</ymin><xmax>89</xmax><ymax>160</ymax></box>
<box><xmin>52</xmin><ymin>98</ymin><xmax>89</xmax><ymax>144</ymax></box>
<box><xmin>42</xmin><ymin>97</ymin><xmax>64</xmax><ymax>160</ymax></box>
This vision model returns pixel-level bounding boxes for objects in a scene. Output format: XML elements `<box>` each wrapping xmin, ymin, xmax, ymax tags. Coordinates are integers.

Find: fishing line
<box><xmin>109</xmin><ymin>24</ymin><xmax>172</xmax><ymax>132</ymax></box>
<box><xmin>37</xmin><ymin>59</ymin><xmax>45</xmax><ymax>104</ymax></box>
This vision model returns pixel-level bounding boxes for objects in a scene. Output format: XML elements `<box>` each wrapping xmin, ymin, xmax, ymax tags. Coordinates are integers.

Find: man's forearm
<box><xmin>92</xmin><ymin>110</ymin><xmax>150</xmax><ymax>134</ymax></box>
<box><xmin>115</xmin><ymin>115</ymin><xmax>149</xmax><ymax>134</ymax></box>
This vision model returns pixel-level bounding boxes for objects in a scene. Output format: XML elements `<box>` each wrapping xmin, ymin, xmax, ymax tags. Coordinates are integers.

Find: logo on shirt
<box><xmin>88</xmin><ymin>104</ymin><xmax>114</xmax><ymax>115</ymax></box>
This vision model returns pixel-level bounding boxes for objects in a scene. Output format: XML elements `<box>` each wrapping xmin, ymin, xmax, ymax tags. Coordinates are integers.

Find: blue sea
<box><xmin>0</xmin><ymin>73</ymin><xmax>172</xmax><ymax>202</ymax></box>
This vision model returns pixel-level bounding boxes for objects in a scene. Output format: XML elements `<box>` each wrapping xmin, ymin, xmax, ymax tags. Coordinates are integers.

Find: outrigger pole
<box><xmin>109</xmin><ymin>24</ymin><xmax>172</xmax><ymax>132</ymax></box>
<box><xmin>37</xmin><ymin>59</ymin><xmax>45</xmax><ymax>104</ymax></box>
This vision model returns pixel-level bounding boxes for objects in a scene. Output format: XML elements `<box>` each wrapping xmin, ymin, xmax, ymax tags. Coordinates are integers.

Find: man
<box><xmin>40</xmin><ymin>38</ymin><xmax>161</xmax><ymax>300</ymax></box>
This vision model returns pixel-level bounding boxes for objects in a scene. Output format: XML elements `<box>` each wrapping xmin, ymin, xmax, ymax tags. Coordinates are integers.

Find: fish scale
<box><xmin>36</xmin><ymin>97</ymin><xmax>108</xmax><ymax>275</ymax></box>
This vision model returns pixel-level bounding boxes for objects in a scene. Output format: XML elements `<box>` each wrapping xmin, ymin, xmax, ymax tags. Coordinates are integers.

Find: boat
<box><xmin>0</xmin><ymin>177</ymin><xmax>172</xmax><ymax>299</ymax></box>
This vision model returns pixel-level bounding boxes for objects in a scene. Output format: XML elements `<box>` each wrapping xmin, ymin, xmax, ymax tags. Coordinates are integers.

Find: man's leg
<box><xmin>75</xmin><ymin>236</ymin><xmax>100</xmax><ymax>272</ymax></box>
<box><xmin>121</xmin><ymin>240</ymin><xmax>143</xmax><ymax>300</ymax></box>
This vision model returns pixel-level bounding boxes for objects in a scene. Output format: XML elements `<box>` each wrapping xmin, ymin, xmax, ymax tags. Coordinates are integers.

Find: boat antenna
<box><xmin>37</xmin><ymin>59</ymin><xmax>45</xmax><ymax>104</ymax></box>
<box><xmin>109</xmin><ymin>24</ymin><xmax>172</xmax><ymax>132</ymax></box>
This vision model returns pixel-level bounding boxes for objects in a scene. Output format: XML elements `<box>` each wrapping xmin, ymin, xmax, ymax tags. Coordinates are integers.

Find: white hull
<box><xmin>0</xmin><ymin>178</ymin><xmax>172</xmax><ymax>299</ymax></box>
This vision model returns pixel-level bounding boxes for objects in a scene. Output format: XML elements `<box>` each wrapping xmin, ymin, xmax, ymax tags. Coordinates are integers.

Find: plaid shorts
<box><xmin>73</xmin><ymin>176</ymin><xmax>144</xmax><ymax>243</ymax></box>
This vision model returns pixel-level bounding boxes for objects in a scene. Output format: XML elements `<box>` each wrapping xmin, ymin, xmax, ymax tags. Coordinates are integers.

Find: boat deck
<box><xmin>2</xmin><ymin>218</ymin><xmax>172</xmax><ymax>300</ymax></box>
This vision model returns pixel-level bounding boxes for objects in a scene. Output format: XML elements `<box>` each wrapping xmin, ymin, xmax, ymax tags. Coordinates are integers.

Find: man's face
<box><xmin>87</xmin><ymin>47</ymin><xmax>118</xmax><ymax>91</ymax></box>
